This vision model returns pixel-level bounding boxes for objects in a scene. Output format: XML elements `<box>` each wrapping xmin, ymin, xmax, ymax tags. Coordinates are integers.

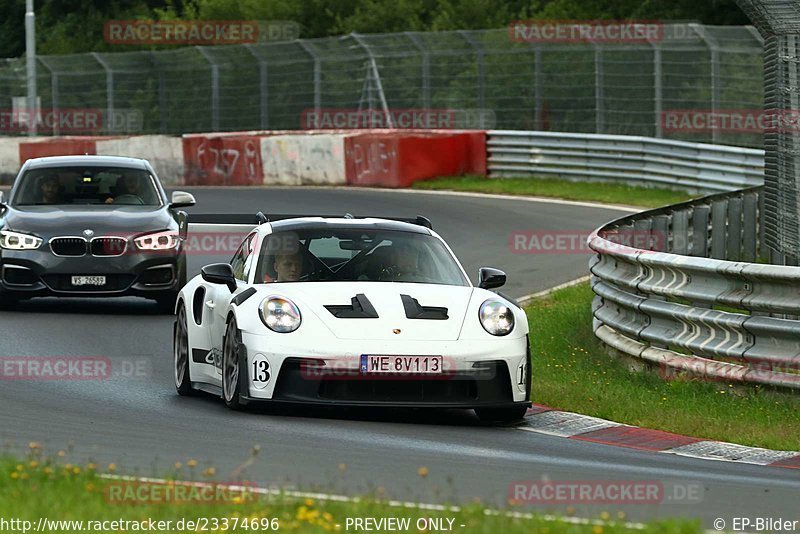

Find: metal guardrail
<box><xmin>588</xmin><ymin>186</ymin><xmax>800</xmax><ymax>390</ymax></box>
<box><xmin>487</xmin><ymin>130</ymin><xmax>766</xmax><ymax>193</ymax></box>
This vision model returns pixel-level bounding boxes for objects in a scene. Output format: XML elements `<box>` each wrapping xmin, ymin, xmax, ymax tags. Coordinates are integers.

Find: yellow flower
<box><xmin>72</xmin><ymin>466</ymin><xmax>81</xmax><ymax>475</ymax></box>
<box><xmin>187</xmin><ymin>459</ymin><xmax>198</xmax><ymax>468</ymax></box>
<box><xmin>338</xmin><ymin>463</ymin><xmax>347</xmax><ymax>472</ymax></box>
<box><xmin>57</xmin><ymin>451</ymin><xmax>66</xmax><ymax>458</ymax></box>
<box><xmin>592</xmin><ymin>526</ymin><xmax>603</xmax><ymax>534</ymax></box>
<box><xmin>15</xmin><ymin>464</ymin><xmax>24</xmax><ymax>472</ymax></box>
<box><xmin>417</xmin><ymin>466</ymin><xmax>429</xmax><ymax>478</ymax></box>
<box><xmin>85</xmin><ymin>483</ymin><xmax>95</xmax><ymax>492</ymax></box>
<box><xmin>86</xmin><ymin>463</ymin><xmax>97</xmax><ymax>471</ymax></box>
<box><xmin>304</xmin><ymin>498</ymin><xmax>314</xmax><ymax>507</ymax></box>
<box><xmin>28</xmin><ymin>442</ymin><xmax>41</xmax><ymax>450</ymax></box>
<box><xmin>616</xmin><ymin>511</ymin><xmax>626</xmax><ymax>520</ymax></box>
<box><xmin>10</xmin><ymin>472</ymin><xmax>19</xmax><ymax>480</ymax></box>
<box><xmin>43</xmin><ymin>467</ymin><xmax>53</xmax><ymax>475</ymax></box>
<box><xmin>28</xmin><ymin>461</ymin><xmax>39</xmax><ymax>469</ymax></box>
<box><xmin>203</xmin><ymin>467</ymin><xmax>216</xmax><ymax>477</ymax></box>
<box><xmin>19</xmin><ymin>473</ymin><xmax>28</xmax><ymax>480</ymax></box>
<box><xmin>107</xmin><ymin>463</ymin><xmax>117</xmax><ymax>473</ymax></box>
<box><xmin>599</xmin><ymin>511</ymin><xmax>610</xmax><ymax>521</ymax></box>
<box><xmin>174</xmin><ymin>462</ymin><xmax>182</xmax><ymax>469</ymax></box>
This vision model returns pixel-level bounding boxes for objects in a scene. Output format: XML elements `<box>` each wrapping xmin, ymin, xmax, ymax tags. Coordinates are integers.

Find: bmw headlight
<box><xmin>259</xmin><ymin>296</ymin><xmax>302</xmax><ymax>333</ymax></box>
<box><xmin>134</xmin><ymin>230</ymin><xmax>180</xmax><ymax>250</ymax></box>
<box><xmin>0</xmin><ymin>230</ymin><xmax>42</xmax><ymax>250</ymax></box>
<box><xmin>479</xmin><ymin>299</ymin><xmax>515</xmax><ymax>336</ymax></box>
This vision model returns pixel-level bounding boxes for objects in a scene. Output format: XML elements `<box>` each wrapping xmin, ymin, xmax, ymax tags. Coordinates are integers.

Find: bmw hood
<box><xmin>1</xmin><ymin>205</ymin><xmax>173</xmax><ymax>238</ymax></box>
<box><xmin>274</xmin><ymin>282</ymin><xmax>475</xmax><ymax>341</ymax></box>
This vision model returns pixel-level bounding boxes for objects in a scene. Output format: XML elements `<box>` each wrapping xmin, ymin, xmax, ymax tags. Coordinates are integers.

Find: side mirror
<box><xmin>478</xmin><ymin>267</ymin><xmax>506</xmax><ymax>290</ymax></box>
<box><xmin>170</xmin><ymin>191</ymin><xmax>196</xmax><ymax>209</ymax></box>
<box><xmin>201</xmin><ymin>263</ymin><xmax>237</xmax><ymax>293</ymax></box>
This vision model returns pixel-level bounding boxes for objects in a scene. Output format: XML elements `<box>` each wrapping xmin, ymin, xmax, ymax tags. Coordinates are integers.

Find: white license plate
<box><xmin>71</xmin><ymin>275</ymin><xmax>106</xmax><ymax>286</ymax></box>
<box><xmin>360</xmin><ymin>355</ymin><xmax>443</xmax><ymax>375</ymax></box>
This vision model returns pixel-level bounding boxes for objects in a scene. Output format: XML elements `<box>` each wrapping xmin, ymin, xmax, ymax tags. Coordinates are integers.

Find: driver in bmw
<box><xmin>105</xmin><ymin>173</ymin><xmax>142</xmax><ymax>204</ymax></box>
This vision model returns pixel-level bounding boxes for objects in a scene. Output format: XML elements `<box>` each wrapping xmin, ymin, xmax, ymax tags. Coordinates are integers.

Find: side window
<box><xmin>242</xmin><ymin>233</ymin><xmax>259</xmax><ymax>282</ymax></box>
<box><xmin>230</xmin><ymin>235</ymin><xmax>252</xmax><ymax>282</ymax></box>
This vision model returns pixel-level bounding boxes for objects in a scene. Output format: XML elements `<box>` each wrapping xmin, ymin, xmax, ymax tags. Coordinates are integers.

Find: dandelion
<box><xmin>338</xmin><ymin>463</ymin><xmax>347</xmax><ymax>472</ymax></box>
<box><xmin>28</xmin><ymin>442</ymin><xmax>41</xmax><ymax>450</ymax></box>
<box><xmin>304</xmin><ymin>498</ymin><xmax>314</xmax><ymax>507</ymax></box>
<box><xmin>187</xmin><ymin>459</ymin><xmax>198</xmax><ymax>468</ymax></box>
<box><xmin>174</xmin><ymin>462</ymin><xmax>182</xmax><ymax>470</ymax></box>
<box><xmin>28</xmin><ymin>461</ymin><xmax>38</xmax><ymax>469</ymax></box>
<box><xmin>203</xmin><ymin>467</ymin><xmax>216</xmax><ymax>477</ymax></box>
<box><xmin>107</xmin><ymin>463</ymin><xmax>117</xmax><ymax>473</ymax></box>
<box><xmin>417</xmin><ymin>466</ymin><xmax>429</xmax><ymax>478</ymax></box>
<box><xmin>57</xmin><ymin>451</ymin><xmax>66</xmax><ymax>458</ymax></box>
<box><xmin>599</xmin><ymin>511</ymin><xmax>610</xmax><ymax>521</ymax></box>
<box><xmin>10</xmin><ymin>472</ymin><xmax>19</xmax><ymax>480</ymax></box>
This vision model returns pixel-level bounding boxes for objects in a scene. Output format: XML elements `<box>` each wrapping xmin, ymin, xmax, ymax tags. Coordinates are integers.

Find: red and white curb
<box><xmin>519</xmin><ymin>405</ymin><xmax>800</xmax><ymax>470</ymax></box>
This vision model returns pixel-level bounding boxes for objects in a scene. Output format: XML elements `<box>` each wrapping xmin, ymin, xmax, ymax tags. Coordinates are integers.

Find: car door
<box><xmin>208</xmin><ymin>232</ymin><xmax>257</xmax><ymax>369</ymax></box>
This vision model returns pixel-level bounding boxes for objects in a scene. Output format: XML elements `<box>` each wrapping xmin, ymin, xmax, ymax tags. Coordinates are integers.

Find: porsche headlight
<box><xmin>0</xmin><ymin>230</ymin><xmax>42</xmax><ymax>250</ymax></box>
<box><xmin>479</xmin><ymin>299</ymin><xmax>515</xmax><ymax>336</ymax></box>
<box><xmin>259</xmin><ymin>297</ymin><xmax>301</xmax><ymax>333</ymax></box>
<box><xmin>134</xmin><ymin>230</ymin><xmax>180</xmax><ymax>251</ymax></box>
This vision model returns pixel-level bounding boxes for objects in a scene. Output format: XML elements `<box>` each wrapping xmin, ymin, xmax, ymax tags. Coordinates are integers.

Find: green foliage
<box><xmin>0</xmin><ymin>0</ymin><xmax>751</xmax><ymax>58</ymax></box>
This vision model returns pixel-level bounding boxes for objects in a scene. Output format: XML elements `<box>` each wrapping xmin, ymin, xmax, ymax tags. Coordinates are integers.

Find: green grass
<box><xmin>527</xmin><ymin>283</ymin><xmax>800</xmax><ymax>451</ymax></box>
<box><xmin>0</xmin><ymin>455</ymin><xmax>699</xmax><ymax>533</ymax></box>
<box><xmin>413</xmin><ymin>175</ymin><xmax>695</xmax><ymax>208</ymax></box>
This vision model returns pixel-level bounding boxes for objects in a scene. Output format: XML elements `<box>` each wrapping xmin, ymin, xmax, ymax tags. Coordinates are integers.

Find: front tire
<box><xmin>174</xmin><ymin>303</ymin><xmax>194</xmax><ymax>396</ymax></box>
<box><xmin>222</xmin><ymin>317</ymin><xmax>246</xmax><ymax>410</ymax></box>
<box><xmin>475</xmin><ymin>405</ymin><xmax>529</xmax><ymax>424</ymax></box>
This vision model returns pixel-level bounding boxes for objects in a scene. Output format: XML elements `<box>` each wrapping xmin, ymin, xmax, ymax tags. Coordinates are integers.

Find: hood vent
<box><xmin>400</xmin><ymin>294</ymin><xmax>449</xmax><ymax>320</ymax></box>
<box><xmin>325</xmin><ymin>293</ymin><xmax>379</xmax><ymax>318</ymax></box>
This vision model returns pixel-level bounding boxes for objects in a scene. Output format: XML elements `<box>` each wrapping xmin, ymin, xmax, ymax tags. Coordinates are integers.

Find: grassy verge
<box><xmin>413</xmin><ymin>175</ymin><xmax>695</xmax><ymax>208</ymax></box>
<box><xmin>0</xmin><ymin>455</ymin><xmax>699</xmax><ymax>533</ymax></box>
<box><xmin>526</xmin><ymin>283</ymin><xmax>800</xmax><ymax>451</ymax></box>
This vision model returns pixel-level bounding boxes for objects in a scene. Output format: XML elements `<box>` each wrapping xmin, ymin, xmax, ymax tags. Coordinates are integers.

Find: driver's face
<box><xmin>40</xmin><ymin>179</ymin><xmax>60</xmax><ymax>202</ymax></box>
<box><xmin>122</xmin><ymin>175</ymin><xmax>140</xmax><ymax>193</ymax></box>
<box><xmin>392</xmin><ymin>245</ymin><xmax>418</xmax><ymax>273</ymax></box>
<box><xmin>274</xmin><ymin>254</ymin><xmax>303</xmax><ymax>282</ymax></box>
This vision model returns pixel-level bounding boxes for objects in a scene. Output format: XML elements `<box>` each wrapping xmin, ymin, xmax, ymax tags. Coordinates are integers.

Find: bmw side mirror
<box><xmin>478</xmin><ymin>267</ymin><xmax>506</xmax><ymax>289</ymax></box>
<box><xmin>170</xmin><ymin>191</ymin><xmax>196</xmax><ymax>209</ymax></box>
<box><xmin>201</xmin><ymin>263</ymin><xmax>237</xmax><ymax>293</ymax></box>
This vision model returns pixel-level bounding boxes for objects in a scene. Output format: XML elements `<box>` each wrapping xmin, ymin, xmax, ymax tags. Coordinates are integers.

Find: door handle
<box><xmin>205</xmin><ymin>300</ymin><xmax>215</xmax><ymax>310</ymax></box>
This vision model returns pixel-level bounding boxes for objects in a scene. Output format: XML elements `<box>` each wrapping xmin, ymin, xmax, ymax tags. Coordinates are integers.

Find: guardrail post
<box><xmin>691</xmin><ymin>205</ymin><xmax>710</xmax><ymax>257</ymax></box>
<box><xmin>195</xmin><ymin>47</ymin><xmax>219</xmax><ymax>132</ymax></box>
<box><xmin>533</xmin><ymin>45</ymin><xmax>543</xmax><ymax>130</ymax></box>
<box><xmin>727</xmin><ymin>197</ymin><xmax>743</xmax><ymax>261</ymax></box>
<box><xmin>743</xmin><ymin>193</ymin><xmax>758</xmax><ymax>262</ymax></box>
<box><xmin>711</xmin><ymin>199</ymin><xmax>728</xmax><ymax>259</ymax></box>
<box><xmin>672</xmin><ymin>210</ymin><xmax>690</xmax><ymax>254</ymax></box>
<box><xmin>652</xmin><ymin>215</ymin><xmax>669</xmax><ymax>252</ymax></box>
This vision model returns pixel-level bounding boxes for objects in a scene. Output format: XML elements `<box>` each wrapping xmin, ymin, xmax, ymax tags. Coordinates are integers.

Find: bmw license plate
<box><xmin>360</xmin><ymin>355</ymin><xmax>443</xmax><ymax>375</ymax></box>
<box><xmin>71</xmin><ymin>275</ymin><xmax>106</xmax><ymax>286</ymax></box>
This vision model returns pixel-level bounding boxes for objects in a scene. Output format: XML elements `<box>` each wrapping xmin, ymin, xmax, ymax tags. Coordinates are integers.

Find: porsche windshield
<box><xmin>252</xmin><ymin>229</ymin><xmax>469</xmax><ymax>286</ymax></box>
<box><xmin>12</xmin><ymin>166</ymin><xmax>161</xmax><ymax>206</ymax></box>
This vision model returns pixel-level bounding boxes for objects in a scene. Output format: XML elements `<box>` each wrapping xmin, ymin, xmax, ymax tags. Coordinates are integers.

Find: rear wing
<box><xmin>187</xmin><ymin>212</ymin><xmax>433</xmax><ymax>229</ymax></box>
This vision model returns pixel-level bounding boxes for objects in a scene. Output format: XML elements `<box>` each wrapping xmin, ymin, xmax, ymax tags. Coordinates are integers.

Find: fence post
<box><xmin>692</xmin><ymin>24</ymin><xmax>721</xmax><ymax>144</ymax></box>
<box><xmin>533</xmin><ymin>45</ymin><xmax>543</xmax><ymax>130</ymax></box>
<box><xmin>460</xmin><ymin>31</ymin><xmax>486</xmax><ymax>127</ymax></box>
<box><xmin>195</xmin><ymin>47</ymin><xmax>219</xmax><ymax>132</ymax></box>
<box><xmin>37</xmin><ymin>57</ymin><xmax>56</xmax><ymax>135</ymax></box>
<box><xmin>298</xmin><ymin>39</ymin><xmax>321</xmax><ymax>119</ymax></box>
<box><xmin>650</xmin><ymin>40</ymin><xmax>663</xmax><ymax>138</ymax></box>
<box><xmin>91</xmin><ymin>52</ymin><xmax>114</xmax><ymax>134</ymax></box>
<box><xmin>149</xmin><ymin>52</ymin><xmax>167</xmax><ymax>134</ymax></box>
<box><xmin>405</xmin><ymin>32</ymin><xmax>431</xmax><ymax>110</ymax></box>
<box><xmin>593</xmin><ymin>43</ymin><xmax>605</xmax><ymax>134</ymax></box>
<box><xmin>351</xmin><ymin>33</ymin><xmax>393</xmax><ymax>127</ymax></box>
<box><xmin>245</xmin><ymin>44</ymin><xmax>268</xmax><ymax>130</ymax></box>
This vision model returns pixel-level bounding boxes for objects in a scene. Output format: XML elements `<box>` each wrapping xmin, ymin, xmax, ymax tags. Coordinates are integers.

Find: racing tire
<box><xmin>474</xmin><ymin>405</ymin><xmax>529</xmax><ymax>424</ymax></box>
<box><xmin>222</xmin><ymin>317</ymin><xmax>246</xmax><ymax>411</ymax></box>
<box><xmin>173</xmin><ymin>302</ymin><xmax>194</xmax><ymax>396</ymax></box>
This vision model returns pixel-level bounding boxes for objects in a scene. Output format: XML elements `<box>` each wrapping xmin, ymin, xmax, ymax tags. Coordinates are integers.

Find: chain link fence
<box><xmin>0</xmin><ymin>23</ymin><xmax>766</xmax><ymax>147</ymax></box>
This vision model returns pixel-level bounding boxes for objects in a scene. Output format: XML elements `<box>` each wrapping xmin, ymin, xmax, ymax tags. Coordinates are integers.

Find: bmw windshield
<box><xmin>252</xmin><ymin>229</ymin><xmax>469</xmax><ymax>286</ymax></box>
<box><xmin>12</xmin><ymin>166</ymin><xmax>162</xmax><ymax>207</ymax></box>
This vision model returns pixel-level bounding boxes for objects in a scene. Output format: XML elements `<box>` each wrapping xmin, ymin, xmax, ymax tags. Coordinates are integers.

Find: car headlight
<box><xmin>479</xmin><ymin>299</ymin><xmax>515</xmax><ymax>336</ymax></box>
<box><xmin>134</xmin><ymin>230</ymin><xmax>180</xmax><ymax>250</ymax></box>
<box><xmin>259</xmin><ymin>296</ymin><xmax>302</xmax><ymax>333</ymax></box>
<box><xmin>0</xmin><ymin>230</ymin><xmax>42</xmax><ymax>250</ymax></box>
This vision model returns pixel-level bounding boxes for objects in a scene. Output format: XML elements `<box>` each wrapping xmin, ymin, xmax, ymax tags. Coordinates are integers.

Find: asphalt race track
<box><xmin>1</xmin><ymin>187</ymin><xmax>798</xmax><ymax>528</ymax></box>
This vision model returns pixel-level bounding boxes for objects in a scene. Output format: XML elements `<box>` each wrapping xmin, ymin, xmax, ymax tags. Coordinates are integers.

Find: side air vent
<box><xmin>192</xmin><ymin>287</ymin><xmax>206</xmax><ymax>325</ymax></box>
<box><xmin>324</xmin><ymin>293</ymin><xmax>379</xmax><ymax>318</ymax></box>
<box><xmin>400</xmin><ymin>294</ymin><xmax>448</xmax><ymax>320</ymax></box>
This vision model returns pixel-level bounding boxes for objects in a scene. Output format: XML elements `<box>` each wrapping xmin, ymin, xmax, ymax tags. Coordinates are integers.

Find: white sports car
<box><xmin>173</xmin><ymin>214</ymin><xmax>531</xmax><ymax>422</ymax></box>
